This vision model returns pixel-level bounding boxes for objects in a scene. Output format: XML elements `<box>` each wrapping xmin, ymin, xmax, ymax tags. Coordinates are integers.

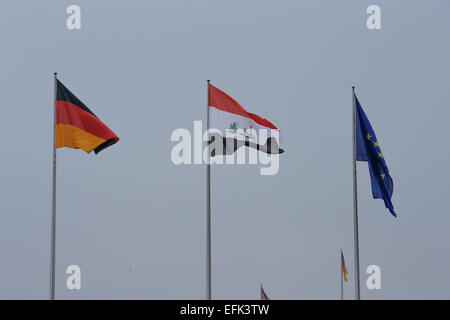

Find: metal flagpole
<box><xmin>340</xmin><ymin>249</ymin><xmax>343</xmax><ymax>300</ymax></box>
<box><xmin>206</xmin><ymin>79</ymin><xmax>211</xmax><ymax>300</ymax></box>
<box><xmin>50</xmin><ymin>73</ymin><xmax>58</xmax><ymax>300</ymax></box>
<box><xmin>352</xmin><ymin>86</ymin><xmax>361</xmax><ymax>300</ymax></box>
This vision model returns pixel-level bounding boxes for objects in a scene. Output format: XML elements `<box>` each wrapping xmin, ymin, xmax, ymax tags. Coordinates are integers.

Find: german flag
<box><xmin>260</xmin><ymin>285</ymin><xmax>270</xmax><ymax>300</ymax></box>
<box><xmin>56</xmin><ymin>80</ymin><xmax>119</xmax><ymax>154</ymax></box>
<box><xmin>341</xmin><ymin>249</ymin><xmax>349</xmax><ymax>282</ymax></box>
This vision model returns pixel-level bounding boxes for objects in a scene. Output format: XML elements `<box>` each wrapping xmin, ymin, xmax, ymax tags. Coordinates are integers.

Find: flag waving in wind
<box><xmin>56</xmin><ymin>79</ymin><xmax>119</xmax><ymax>154</ymax></box>
<box><xmin>355</xmin><ymin>94</ymin><xmax>396</xmax><ymax>217</ymax></box>
<box><xmin>50</xmin><ymin>75</ymin><xmax>119</xmax><ymax>300</ymax></box>
<box><xmin>260</xmin><ymin>285</ymin><xmax>270</xmax><ymax>300</ymax></box>
<box><xmin>341</xmin><ymin>250</ymin><xmax>349</xmax><ymax>282</ymax></box>
<box><xmin>208</xmin><ymin>84</ymin><xmax>283</xmax><ymax>155</ymax></box>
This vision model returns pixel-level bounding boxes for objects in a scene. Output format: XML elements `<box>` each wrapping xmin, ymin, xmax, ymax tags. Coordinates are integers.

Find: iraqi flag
<box><xmin>208</xmin><ymin>84</ymin><xmax>283</xmax><ymax>156</ymax></box>
<box><xmin>56</xmin><ymin>79</ymin><xmax>119</xmax><ymax>154</ymax></box>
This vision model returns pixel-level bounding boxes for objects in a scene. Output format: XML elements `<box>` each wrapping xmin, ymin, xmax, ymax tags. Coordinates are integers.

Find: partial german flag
<box><xmin>56</xmin><ymin>79</ymin><xmax>119</xmax><ymax>154</ymax></box>
<box><xmin>260</xmin><ymin>285</ymin><xmax>270</xmax><ymax>300</ymax></box>
<box><xmin>341</xmin><ymin>249</ymin><xmax>349</xmax><ymax>282</ymax></box>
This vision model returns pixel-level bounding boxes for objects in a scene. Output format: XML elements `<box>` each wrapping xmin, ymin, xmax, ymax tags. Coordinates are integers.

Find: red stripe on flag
<box><xmin>56</xmin><ymin>100</ymin><xmax>118</xmax><ymax>142</ymax></box>
<box><xmin>208</xmin><ymin>84</ymin><xmax>279</xmax><ymax>130</ymax></box>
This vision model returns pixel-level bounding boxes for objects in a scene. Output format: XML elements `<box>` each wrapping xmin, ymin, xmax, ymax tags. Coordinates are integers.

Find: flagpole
<box><xmin>206</xmin><ymin>79</ymin><xmax>211</xmax><ymax>300</ymax></box>
<box><xmin>352</xmin><ymin>86</ymin><xmax>361</xmax><ymax>300</ymax></box>
<box><xmin>340</xmin><ymin>249</ymin><xmax>343</xmax><ymax>300</ymax></box>
<box><xmin>50</xmin><ymin>73</ymin><xmax>57</xmax><ymax>300</ymax></box>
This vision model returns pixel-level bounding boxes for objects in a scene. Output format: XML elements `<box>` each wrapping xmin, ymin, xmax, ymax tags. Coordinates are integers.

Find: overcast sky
<box><xmin>0</xmin><ymin>0</ymin><xmax>449</xmax><ymax>299</ymax></box>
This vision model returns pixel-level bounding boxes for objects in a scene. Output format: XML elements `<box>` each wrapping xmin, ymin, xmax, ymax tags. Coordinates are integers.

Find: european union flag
<box><xmin>355</xmin><ymin>94</ymin><xmax>396</xmax><ymax>217</ymax></box>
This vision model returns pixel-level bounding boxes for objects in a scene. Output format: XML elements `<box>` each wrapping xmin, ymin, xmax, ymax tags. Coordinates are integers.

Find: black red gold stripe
<box><xmin>261</xmin><ymin>286</ymin><xmax>270</xmax><ymax>300</ymax></box>
<box><xmin>56</xmin><ymin>80</ymin><xmax>119</xmax><ymax>154</ymax></box>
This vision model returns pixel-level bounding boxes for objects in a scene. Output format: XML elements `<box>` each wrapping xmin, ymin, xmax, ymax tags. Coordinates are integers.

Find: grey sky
<box><xmin>0</xmin><ymin>0</ymin><xmax>449</xmax><ymax>299</ymax></box>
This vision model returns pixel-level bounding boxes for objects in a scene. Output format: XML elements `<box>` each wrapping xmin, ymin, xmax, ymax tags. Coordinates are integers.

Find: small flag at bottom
<box><xmin>260</xmin><ymin>285</ymin><xmax>270</xmax><ymax>300</ymax></box>
<box><xmin>341</xmin><ymin>250</ymin><xmax>349</xmax><ymax>282</ymax></box>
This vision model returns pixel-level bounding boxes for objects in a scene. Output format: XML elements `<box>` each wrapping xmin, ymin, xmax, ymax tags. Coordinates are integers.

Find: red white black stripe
<box><xmin>208</xmin><ymin>84</ymin><xmax>283</xmax><ymax>155</ymax></box>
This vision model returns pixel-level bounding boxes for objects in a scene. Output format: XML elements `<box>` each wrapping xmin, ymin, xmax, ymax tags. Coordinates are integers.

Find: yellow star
<box><xmin>366</xmin><ymin>133</ymin><xmax>372</xmax><ymax>140</ymax></box>
<box><xmin>378</xmin><ymin>152</ymin><xmax>383</xmax><ymax>158</ymax></box>
<box><xmin>381</xmin><ymin>173</ymin><xmax>385</xmax><ymax>179</ymax></box>
<box><xmin>373</xmin><ymin>141</ymin><xmax>379</xmax><ymax>147</ymax></box>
